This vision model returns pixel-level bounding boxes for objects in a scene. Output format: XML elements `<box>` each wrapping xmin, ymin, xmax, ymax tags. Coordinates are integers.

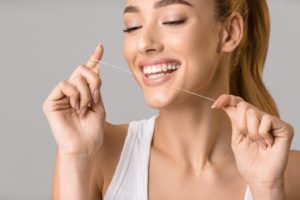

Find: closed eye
<box><xmin>123</xmin><ymin>26</ymin><xmax>142</xmax><ymax>33</ymax></box>
<box><xmin>163</xmin><ymin>19</ymin><xmax>186</xmax><ymax>26</ymax></box>
<box><xmin>123</xmin><ymin>19</ymin><xmax>186</xmax><ymax>33</ymax></box>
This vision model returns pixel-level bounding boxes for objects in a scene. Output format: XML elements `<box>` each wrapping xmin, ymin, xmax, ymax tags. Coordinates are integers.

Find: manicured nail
<box><xmin>75</xmin><ymin>101</ymin><xmax>80</xmax><ymax>113</ymax></box>
<box><xmin>80</xmin><ymin>107</ymin><xmax>87</xmax><ymax>117</ymax></box>
<box><xmin>94</xmin><ymin>90</ymin><xmax>100</xmax><ymax>104</ymax></box>
<box><xmin>259</xmin><ymin>140</ymin><xmax>267</xmax><ymax>150</ymax></box>
<box><xmin>263</xmin><ymin>143</ymin><xmax>267</xmax><ymax>150</ymax></box>
<box><xmin>266</xmin><ymin>139</ymin><xmax>273</xmax><ymax>148</ymax></box>
<box><xmin>97</xmin><ymin>42</ymin><xmax>103</xmax><ymax>49</ymax></box>
<box><xmin>211</xmin><ymin>101</ymin><xmax>217</xmax><ymax>109</ymax></box>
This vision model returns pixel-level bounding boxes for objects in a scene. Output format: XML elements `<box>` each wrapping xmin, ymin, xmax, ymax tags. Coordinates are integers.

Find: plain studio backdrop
<box><xmin>0</xmin><ymin>0</ymin><xmax>299</xmax><ymax>199</ymax></box>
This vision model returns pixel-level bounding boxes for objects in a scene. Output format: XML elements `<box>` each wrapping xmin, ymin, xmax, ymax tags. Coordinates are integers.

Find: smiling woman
<box><xmin>42</xmin><ymin>0</ymin><xmax>300</xmax><ymax>199</ymax></box>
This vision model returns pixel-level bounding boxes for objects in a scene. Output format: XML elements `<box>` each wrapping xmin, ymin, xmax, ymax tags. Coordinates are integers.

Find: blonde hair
<box><xmin>215</xmin><ymin>0</ymin><xmax>279</xmax><ymax>117</ymax></box>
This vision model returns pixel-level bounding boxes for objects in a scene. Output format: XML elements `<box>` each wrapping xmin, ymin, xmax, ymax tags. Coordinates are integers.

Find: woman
<box><xmin>43</xmin><ymin>0</ymin><xmax>300</xmax><ymax>199</ymax></box>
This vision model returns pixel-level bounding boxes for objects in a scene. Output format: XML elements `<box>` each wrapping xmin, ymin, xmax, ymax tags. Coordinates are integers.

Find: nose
<box><xmin>137</xmin><ymin>25</ymin><xmax>163</xmax><ymax>55</ymax></box>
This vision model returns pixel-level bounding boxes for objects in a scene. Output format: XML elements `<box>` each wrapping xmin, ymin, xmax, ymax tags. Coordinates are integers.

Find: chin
<box><xmin>142</xmin><ymin>88</ymin><xmax>177</xmax><ymax>109</ymax></box>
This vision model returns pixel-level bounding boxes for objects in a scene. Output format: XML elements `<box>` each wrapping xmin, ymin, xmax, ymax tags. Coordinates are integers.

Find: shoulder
<box><xmin>285</xmin><ymin>150</ymin><xmax>300</xmax><ymax>199</ymax></box>
<box><xmin>94</xmin><ymin>121</ymin><xmax>129</xmax><ymax>196</ymax></box>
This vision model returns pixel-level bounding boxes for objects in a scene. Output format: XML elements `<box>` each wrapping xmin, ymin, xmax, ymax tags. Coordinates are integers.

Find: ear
<box><xmin>220</xmin><ymin>12</ymin><xmax>244</xmax><ymax>53</ymax></box>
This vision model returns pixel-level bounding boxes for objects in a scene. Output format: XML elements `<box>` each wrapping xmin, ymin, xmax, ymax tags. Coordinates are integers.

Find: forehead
<box><xmin>124</xmin><ymin>0</ymin><xmax>212</xmax><ymax>9</ymax></box>
<box><xmin>122</xmin><ymin>0</ymin><xmax>217</xmax><ymax>23</ymax></box>
<box><xmin>125</xmin><ymin>0</ymin><xmax>194</xmax><ymax>4</ymax></box>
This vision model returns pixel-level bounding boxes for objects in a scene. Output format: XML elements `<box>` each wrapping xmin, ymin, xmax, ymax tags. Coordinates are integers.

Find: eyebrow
<box><xmin>123</xmin><ymin>0</ymin><xmax>193</xmax><ymax>14</ymax></box>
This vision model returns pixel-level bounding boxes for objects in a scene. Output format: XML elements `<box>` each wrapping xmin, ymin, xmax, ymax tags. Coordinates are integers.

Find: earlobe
<box><xmin>221</xmin><ymin>12</ymin><xmax>244</xmax><ymax>53</ymax></box>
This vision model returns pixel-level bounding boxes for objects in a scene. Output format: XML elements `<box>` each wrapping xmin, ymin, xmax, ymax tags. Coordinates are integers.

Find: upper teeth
<box><xmin>143</xmin><ymin>64</ymin><xmax>180</xmax><ymax>75</ymax></box>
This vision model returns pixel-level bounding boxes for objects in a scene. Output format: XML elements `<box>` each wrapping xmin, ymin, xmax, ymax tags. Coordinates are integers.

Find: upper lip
<box><xmin>137</xmin><ymin>58</ymin><xmax>181</xmax><ymax>71</ymax></box>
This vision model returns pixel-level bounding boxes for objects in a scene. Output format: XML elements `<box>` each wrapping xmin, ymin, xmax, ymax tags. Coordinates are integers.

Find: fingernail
<box><xmin>263</xmin><ymin>143</ymin><xmax>267</xmax><ymax>150</ymax></box>
<box><xmin>211</xmin><ymin>101</ymin><xmax>217</xmax><ymax>109</ymax></box>
<box><xmin>259</xmin><ymin>140</ymin><xmax>267</xmax><ymax>150</ymax></box>
<box><xmin>80</xmin><ymin>107</ymin><xmax>87</xmax><ymax>117</ymax></box>
<box><xmin>97</xmin><ymin>42</ymin><xmax>103</xmax><ymax>49</ymax></box>
<box><xmin>94</xmin><ymin>90</ymin><xmax>100</xmax><ymax>104</ymax></box>
<box><xmin>266</xmin><ymin>139</ymin><xmax>273</xmax><ymax>148</ymax></box>
<box><xmin>75</xmin><ymin>101</ymin><xmax>80</xmax><ymax>113</ymax></box>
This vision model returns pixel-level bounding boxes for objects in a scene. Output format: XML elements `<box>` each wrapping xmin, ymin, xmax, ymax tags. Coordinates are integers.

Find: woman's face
<box><xmin>123</xmin><ymin>0</ymin><xmax>225</xmax><ymax>109</ymax></box>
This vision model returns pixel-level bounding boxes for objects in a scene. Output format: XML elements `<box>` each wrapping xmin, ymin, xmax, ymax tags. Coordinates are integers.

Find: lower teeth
<box><xmin>148</xmin><ymin>73</ymin><xmax>167</xmax><ymax>79</ymax></box>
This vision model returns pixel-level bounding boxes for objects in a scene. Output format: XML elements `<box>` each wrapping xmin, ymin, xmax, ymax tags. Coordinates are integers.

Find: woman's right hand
<box><xmin>43</xmin><ymin>44</ymin><xmax>106</xmax><ymax>157</ymax></box>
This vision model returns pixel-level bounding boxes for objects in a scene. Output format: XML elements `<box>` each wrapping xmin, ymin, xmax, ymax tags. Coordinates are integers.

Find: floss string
<box><xmin>95</xmin><ymin>60</ymin><xmax>215</xmax><ymax>102</ymax></box>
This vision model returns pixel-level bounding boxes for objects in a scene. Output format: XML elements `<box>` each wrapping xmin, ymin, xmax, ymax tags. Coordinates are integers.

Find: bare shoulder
<box><xmin>94</xmin><ymin>121</ymin><xmax>129</xmax><ymax>197</ymax></box>
<box><xmin>285</xmin><ymin>150</ymin><xmax>300</xmax><ymax>199</ymax></box>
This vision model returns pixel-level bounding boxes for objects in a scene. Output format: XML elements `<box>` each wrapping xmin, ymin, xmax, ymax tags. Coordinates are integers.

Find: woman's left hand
<box><xmin>211</xmin><ymin>94</ymin><xmax>294</xmax><ymax>191</ymax></box>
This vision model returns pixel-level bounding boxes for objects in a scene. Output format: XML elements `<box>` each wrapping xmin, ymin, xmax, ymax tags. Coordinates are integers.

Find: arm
<box><xmin>43</xmin><ymin>44</ymin><xmax>105</xmax><ymax>200</ymax></box>
<box><xmin>52</xmin><ymin>151</ymin><xmax>101</xmax><ymax>200</ymax></box>
<box><xmin>51</xmin><ymin>122</ymin><xmax>127</xmax><ymax>200</ymax></box>
<box><xmin>284</xmin><ymin>150</ymin><xmax>300</xmax><ymax>200</ymax></box>
<box><xmin>249</xmin><ymin>150</ymin><xmax>300</xmax><ymax>200</ymax></box>
<box><xmin>249</xmin><ymin>181</ymin><xmax>285</xmax><ymax>200</ymax></box>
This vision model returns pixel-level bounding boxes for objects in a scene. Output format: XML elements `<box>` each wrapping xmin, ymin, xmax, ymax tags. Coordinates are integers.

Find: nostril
<box><xmin>145</xmin><ymin>48</ymin><xmax>157</xmax><ymax>53</ymax></box>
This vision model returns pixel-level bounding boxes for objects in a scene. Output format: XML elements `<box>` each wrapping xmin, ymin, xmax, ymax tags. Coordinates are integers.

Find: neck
<box><xmin>153</xmin><ymin>81</ymin><xmax>234</xmax><ymax>174</ymax></box>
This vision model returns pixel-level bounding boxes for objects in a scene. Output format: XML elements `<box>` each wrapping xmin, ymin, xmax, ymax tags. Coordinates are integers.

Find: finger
<box><xmin>236</xmin><ymin>102</ymin><xmax>250</xmax><ymax>134</ymax></box>
<box><xmin>90</xmin><ymin>88</ymin><xmax>106</xmax><ymax>116</ymax></box>
<box><xmin>258</xmin><ymin>114</ymin><xmax>276</xmax><ymax>146</ymax></box>
<box><xmin>246</xmin><ymin>108</ymin><xmax>264</xmax><ymax>141</ymax></box>
<box><xmin>211</xmin><ymin>94</ymin><xmax>244</xmax><ymax>109</ymax></box>
<box><xmin>86</xmin><ymin>43</ymin><xmax>104</xmax><ymax>70</ymax></box>
<box><xmin>220</xmin><ymin>95</ymin><xmax>245</xmax><ymax>126</ymax></box>
<box><xmin>69</xmin><ymin>76</ymin><xmax>93</xmax><ymax>112</ymax></box>
<box><xmin>46</xmin><ymin>81</ymin><xmax>80</xmax><ymax>111</ymax></box>
<box><xmin>69</xmin><ymin>65</ymin><xmax>101</xmax><ymax>97</ymax></box>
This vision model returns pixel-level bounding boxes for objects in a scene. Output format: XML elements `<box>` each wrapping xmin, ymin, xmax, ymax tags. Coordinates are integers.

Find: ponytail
<box><xmin>215</xmin><ymin>0</ymin><xmax>279</xmax><ymax>117</ymax></box>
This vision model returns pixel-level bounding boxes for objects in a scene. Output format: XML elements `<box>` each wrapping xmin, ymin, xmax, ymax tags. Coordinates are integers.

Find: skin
<box><xmin>43</xmin><ymin>0</ymin><xmax>300</xmax><ymax>199</ymax></box>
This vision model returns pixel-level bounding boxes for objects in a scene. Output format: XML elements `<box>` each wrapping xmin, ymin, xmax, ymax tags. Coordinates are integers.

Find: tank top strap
<box><xmin>244</xmin><ymin>185</ymin><xmax>253</xmax><ymax>200</ymax></box>
<box><xmin>103</xmin><ymin>115</ymin><xmax>157</xmax><ymax>200</ymax></box>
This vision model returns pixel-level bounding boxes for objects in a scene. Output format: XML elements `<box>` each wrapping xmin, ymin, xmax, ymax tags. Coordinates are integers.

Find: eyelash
<box><xmin>123</xmin><ymin>19</ymin><xmax>186</xmax><ymax>33</ymax></box>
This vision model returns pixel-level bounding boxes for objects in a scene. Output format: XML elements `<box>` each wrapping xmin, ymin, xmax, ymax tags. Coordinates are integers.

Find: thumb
<box><xmin>223</xmin><ymin>106</ymin><xmax>244</xmax><ymax>146</ymax></box>
<box><xmin>212</xmin><ymin>94</ymin><xmax>246</xmax><ymax>146</ymax></box>
<box><xmin>223</xmin><ymin>106</ymin><xmax>237</xmax><ymax>123</ymax></box>
<box><xmin>211</xmin><ymin>94</ymin><xmax>241</xmax><ymax>130</ymax></box>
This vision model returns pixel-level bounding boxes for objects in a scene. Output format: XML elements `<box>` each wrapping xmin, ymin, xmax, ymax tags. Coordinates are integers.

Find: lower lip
<box><xmin>142</xmin><ymin>70</ymin><xmax>178</xmax><ymax>87</ymax></box>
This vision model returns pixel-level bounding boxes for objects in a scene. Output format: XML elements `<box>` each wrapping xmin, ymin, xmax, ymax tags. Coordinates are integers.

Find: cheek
<box><xmin>186</xmin><ymin>25</ymin><xmax>219</xmax><ymax>64</ymax></box>
<box><xmin>188</xmin><ymin>40</ymin><xmax>220</xmax><ymax>90</ymax></box>
<box><xmin>163</xmin><ymin>23</ymin><xmax>220</xmax><ymax>85</ymax></box>
<box><xmin>162</xmin><ymin>19</ymin><xmax>220</xmax><ymax>64</ymax></box>
<box><xmin>123</xmin><ymin>37</ymin><xmax>135</xmax><ymax>69</ymax></box>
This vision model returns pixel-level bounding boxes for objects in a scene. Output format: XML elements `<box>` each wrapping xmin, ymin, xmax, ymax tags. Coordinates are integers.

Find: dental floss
<box><xmin>171</xmin><ymin>86</ymin><xmax>215</xmax><ymax>102</ymax></box>
<box><xmin>99</xmin><ymin>61</ymin><xmax>132</xmax><ymax>74</ymax></box>
<box><xmin>93</xmin><ymin>60</ymin><xmax>215</xmax><ymax>102</ymax></box>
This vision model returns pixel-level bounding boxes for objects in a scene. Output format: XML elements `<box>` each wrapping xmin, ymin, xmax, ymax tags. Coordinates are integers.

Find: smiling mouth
<box><xmin>141</xmin><ymin>62</ymin><xmax>181</xmax><ymax>79</ymax></box>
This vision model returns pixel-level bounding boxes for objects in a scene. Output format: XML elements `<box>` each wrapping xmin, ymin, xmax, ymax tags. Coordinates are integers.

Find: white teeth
<box><xmin>149</xmin><ymin>66</ymin><xmax>156</xmax><ymax>73</ymax></box>
<box><xmin>143</xmin><ymin>63</ymin><xmax>180</xmax><ymax>77</ymax></box>
<box><xmin>162</xmin><ymin>64</ymin><xmax>168</xmax><ymax>72</ymax></box>
<box><xmin>157</xmin><ymin>66</ymin><xmax>162</xmax><ymax>72</ymax></box>
<box><xmin>148</xmin><ymin>73</ymin><xmax>165</xmax><ymax>79</ymax></box>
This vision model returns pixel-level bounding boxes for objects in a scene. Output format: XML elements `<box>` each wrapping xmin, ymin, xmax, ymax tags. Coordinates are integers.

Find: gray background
<box><xmin>0</xmin><ymin>0</ymin><xmax>299</xmax><ymax>199</ymax></box>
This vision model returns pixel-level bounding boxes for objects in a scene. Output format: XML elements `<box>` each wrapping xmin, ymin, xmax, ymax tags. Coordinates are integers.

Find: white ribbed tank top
<box><xmin>104</xmin><ymin>116</ymin><xmax>253</xmax><ymax>200</ymax></box>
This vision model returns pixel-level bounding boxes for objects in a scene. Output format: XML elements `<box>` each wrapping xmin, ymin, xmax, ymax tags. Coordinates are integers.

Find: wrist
<box><xmin>57</xmin><ymin>150</ymin><xmax>95</xmax><ymax>173</ymax></box>
<box><xmin>56</xmin><ymin>151</ymin><xmax>96</xmax><ymax>199</ymax></box>
<box><xmin>249</xmin><ymin>179</ymin><xmax>285</xmax><ymax>200</ymax></box>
